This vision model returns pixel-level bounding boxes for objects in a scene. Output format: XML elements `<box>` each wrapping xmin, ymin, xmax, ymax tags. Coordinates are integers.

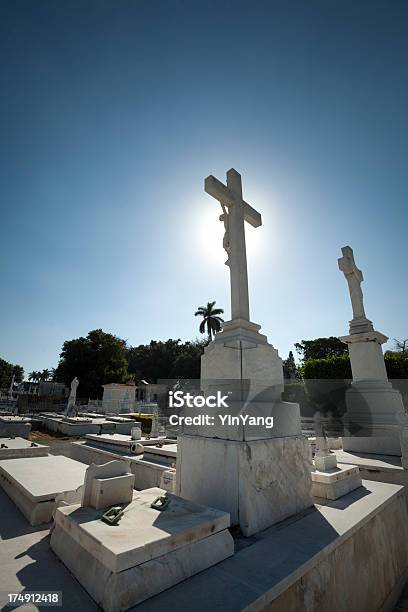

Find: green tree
<box><xmin>40</xmin><ymin>368</ymin><xmax>51</xmax><ymax>381</ymax></box>
<box><xmin>394</xmin><ymin>338</ymin><xmax>408</xmax><ymax>355</ymax></box>
<box><xmin>54</xmin><ymin>329</ymin><xmax>129</xmax><ymax>399</ymax></box>
<box><xmin>169</xmin><ymin>340</ymin><xmax>205</xmax><ymax>379</ymax></box>
<box><xmin>28</xmin><ymin>371</ymin><xmax>40</xmax><ymax>382</ymax></box>
<box><xmin>295</xmin><ymin>337</ymin><xmax>347</xmax><ymax>362</ymax></box>
<box><xmin>195</xmin><ymin>301</ymin><xmax>224</xmax><ymax>342</ymax></box>
<box><xmin>127</xmin><ymin>339</ymin><xmax>205</xmax><ymax>382</ymax></box>
<box><xmin>0</xmin><ymin>358</ymin><xmax>24</xmax><ymax>388</ymax></box>
<box><xmin>300</xmin><ymin>354</ymin><xmax>352</xmax><ymax>379</ymax></box>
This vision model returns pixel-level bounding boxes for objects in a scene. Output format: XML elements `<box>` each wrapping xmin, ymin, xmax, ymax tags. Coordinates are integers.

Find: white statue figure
<box><xmin>338</xmin><ymin>246</ymin><xmax>366</xmax><ymax>320</ymax></box>
<box><xmin>219</xmin><ymin>202</ymin><xmax>231</xmax><ymax>267</ymax></box>
<box><xmin>66</xmin><ymin>377</ymin><xmax>79</xmax><ymax>416</ymax></box>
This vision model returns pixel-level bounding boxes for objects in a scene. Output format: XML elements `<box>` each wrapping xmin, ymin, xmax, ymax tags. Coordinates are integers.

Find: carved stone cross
<box><xmin>338</xmin><ymin>245</ymin><xmax>366</xmax><ymax>320</ymax></box>
<box><xmin>205</xmin><ymin>169</ymin><xmax>261</xmax><ymax>322</ymax></box>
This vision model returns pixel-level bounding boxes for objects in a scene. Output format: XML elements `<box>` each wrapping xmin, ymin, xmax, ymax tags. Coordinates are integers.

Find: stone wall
<box><xmin>262</xmin><ymin>489</ymin><xmax>408</xmax><ymax>612</ymax></box>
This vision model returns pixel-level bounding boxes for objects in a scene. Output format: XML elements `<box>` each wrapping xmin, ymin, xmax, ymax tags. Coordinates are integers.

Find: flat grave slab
<box><xmin>41</xmin><ymin>416</ymin><xmax>115</xmax><ymax>436</ymax></box>
<box><xmin>334</xmin><ymin>449</ymin><xmax>408</xmax><ymax>489</ymax></box>
<box><xmin>0</xmin><ymin>455</ymin><xmax>87</xmax><ymax>525</ymax></box>
<box><xmin>62</xmin><ymin>416</ymin><xmax>93</xmax><ymax>423</ymax></box>
<box><xmin>85</xmin><ymin>433</ymin><xmax>170</xmax><ymax>447</ymax></box>
<box><xmin>0</xmin><ymin>437</ymin><xmax>48</xmax><ymax>459</ymax></box>
<box><xmin>143</xmin><ymin>444</ymin><xmax>177</xmax><ymax>460</ymax></box>
<box><xmin>51</xmin><ymin>487</ymin><xmax>233</xmax><ymax>610</ymax></box>
<box><xmin>0</xmin><ymin>416</ymin><xmax>31</xmax><ymax>438</ymax></box>
<box><xmin>71</xmin><ymin>442</ymin><xmax>171</xmax><ymax>490</ymax></box>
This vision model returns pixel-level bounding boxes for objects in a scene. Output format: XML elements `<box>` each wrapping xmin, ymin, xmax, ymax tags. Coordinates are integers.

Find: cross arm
<box><xmin>243</xmin><ymin>203</ymin><xmax>262</xmax><ymax>228</ymax></box>
<box><xmin>204</xmin><ymin>175</ymin><xmax>233</xmax><ymax>204</ymax></box>
<box><xmin>205</xmin><ymin>175</ymin><xmax>262</xmax><ymax>228</ymax></box>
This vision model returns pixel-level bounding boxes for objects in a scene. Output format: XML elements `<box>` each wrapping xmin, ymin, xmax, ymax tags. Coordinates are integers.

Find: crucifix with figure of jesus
<box><xmin>205</xmin><ymin>169</ymin><xmax>262</xmax><ymax>322</ymax></box>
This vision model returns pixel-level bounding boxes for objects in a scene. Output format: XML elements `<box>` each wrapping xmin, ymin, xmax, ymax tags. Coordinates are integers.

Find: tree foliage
<box><xmin>385</xmin><ymin>353</ymin><xmax>408</xmax><ymax>378</ymax></box>
<box><xmin>394</xmin><ymin>338</ymin><xmax>408</xmax><ymax>355</ymax></box>
<box><xmin>0</xmin><ymin>357</ymin><xmax>24</xmax><ymax>388</ymax></box>
<box><xmin>54</xmin><ymin>329</ymin><xmax>129</xmax><ymax>399</ymax></box>
<box><xmin>127</xmin><ymin>339</ymin><xmax>205</xmax><ymax>382</ymax></box>
<box><xmin>295</xmin><ymin>337</ymin><xmax>347</xmax><ymax>362</ymax></box>
<box><xmin>301</xmin><ymin>354</ymin><xmax>352</xmax><ymax>379</ymax></box>
<box><xmin>300</xmin><ymin>352</ymin><xmax>408</xmax><ymax>380</ymax></box>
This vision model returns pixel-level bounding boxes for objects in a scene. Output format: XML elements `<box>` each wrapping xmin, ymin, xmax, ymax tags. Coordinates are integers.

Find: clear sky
<box><xmin>1</xmin><ymin>0</ymin><xmax>407</xmax><ymax>376</ymax></box>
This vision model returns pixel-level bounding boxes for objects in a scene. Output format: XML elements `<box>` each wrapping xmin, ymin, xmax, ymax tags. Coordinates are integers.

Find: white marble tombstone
<box><xmin>338</xmin><ymin>246</ymin><xmax>407</xmax><ymax>456</ymax></box>
<box><xmin>176</xmin><ymin>169</ymin><xmax>313</xmax><ymax>536</ymax></box>
<box><xmin>65</xmin><ymin>377</ymin><xmax>79</xmax><ymax>416</ymax></box>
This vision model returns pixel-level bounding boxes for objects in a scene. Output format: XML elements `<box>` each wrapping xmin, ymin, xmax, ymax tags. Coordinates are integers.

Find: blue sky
<box><xmin>1</xmin><ymin>0</ymin><xmax>407</xmax><ymax>376</ymax></box>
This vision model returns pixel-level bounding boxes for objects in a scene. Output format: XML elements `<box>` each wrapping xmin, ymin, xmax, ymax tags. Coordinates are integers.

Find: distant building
<box><xmin>17</xmin><ymin>381</ymin><xmax>68</xmax><ymax>398</ymax></box>
<box><xmin>101</xmin><ymin>381</ymin><xmax>165</xmax><ymax>412</ymax></box>
<box><xmin>102</xmin><ymin>382</ymin><xmax>136</xmax><ymax>412</ymax></box>
<box><xmin>135</xmin><ymin>381</ymin><xmax>164</xmax><ymax>403</ymax></box>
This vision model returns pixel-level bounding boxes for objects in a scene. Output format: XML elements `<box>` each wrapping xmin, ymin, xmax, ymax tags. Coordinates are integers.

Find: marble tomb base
<box><xmin>0</xmin><ymin>416</ymin><xmax>31</xmax><ymax>438</ymax></box>
<box><xmin>0</xmin><ymin>455</ymin><xmax>87</xmax><ymax>525</ymax></box>
<box><xmin>50</xmin><ymin>487</ymin><xmax>234</xmax><ymax>611</ymax></box>
<box><xmin>0</xmin><ymin>437</ymin><xmax>48</xmax><ymax>459</ymax></box>
<box><xmin>311</xmin><ymin>463</ymin><xmax>362</xmax><ymax>500</ymax></box>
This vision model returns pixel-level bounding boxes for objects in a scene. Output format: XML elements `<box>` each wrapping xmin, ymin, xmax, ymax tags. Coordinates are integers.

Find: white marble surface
<box><xmin>135</xmin><ymin>480</ymin><xmax>408</xmax><ymax>612</ymax></box>
<box><xmin>177</xmin><ymin>435</ymin><xmax>313</xmax><ymax>536</ymax></box>
<box><xmin>311</xmin><ymin>463</ymin><xmax>362</xmax><ymax>500</ymax></box>
<box><xmin>0</xmin><ymin>437</ymin><xmax>48</xmax><ymax>459</ymax></box>
<box><xmin>0</xmin><ymin>455</ymin><xmax>87</xmax><ymax>502</ymax></box>
<box><xmin>143</xmin><ymin>444</ymin><xmax>177</xmax><ymax>459</ymax></box>
<box><xmin>51</xmin><ymin>521</ymin><xmax>233</xmax><ymax>612</ymax></box>
<box><xmin>54</xmin><ymin>487</ymin><xmax>231</xmax><ymax>572</ymax></box>
<box><xmin>81</xmin><ymin>459</ymin><xmax>133</xmax><ymax>508</ymax></box>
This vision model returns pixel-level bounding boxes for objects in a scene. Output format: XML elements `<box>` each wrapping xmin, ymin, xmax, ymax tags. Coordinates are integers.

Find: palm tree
<box><xmin>40</xmin><ymin>369</ymin><xmax>50</xmax><ymax>381</ymax></box>
<box><xmin>28</xmin><ymin>371</ymin><xmax>41</xmax><ymax>382</ymax></box>
<box><xmin>195</xmin><ymin>301</ymin><xmax>224</xmax><ymax>342</ymax></box>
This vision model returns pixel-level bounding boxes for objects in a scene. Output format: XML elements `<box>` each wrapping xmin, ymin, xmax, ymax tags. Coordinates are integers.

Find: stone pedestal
<box><xmin>177</xmin><ymin>435</ymin><xmax>312</xmax><ymax>536</ymax></box>
<box><xmin>314</xmin><ymin>450</ymin><xmax>337</xmax><ymax>472</ymax></box>
<box><xmin>176</xmin><ymin>319</ymin><xmax>313</xmax><ymax>536</ymax></box>
<box><xmin>340</xmin><ymin>325</ymin><xmax>407</xmax><ymax>456</ymax></box>
<box><xmin>311</xmin><ymin>435</ymin><xmax>362</xmax><ymax>500</ymax></box>
<box><xmin>311</xmin><ymin>464</ymin><xmax>362</xmax><ymax>500</ymax></box>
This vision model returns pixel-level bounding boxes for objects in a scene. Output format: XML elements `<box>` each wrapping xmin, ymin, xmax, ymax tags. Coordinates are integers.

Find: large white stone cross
<box><xmin>338</xmin><ymin>245</ymin><xmax>366</xmax><ymax>320</ymax></box>
<box><xmin>205</xmin><ymin>169</ymin><xmax>261</xmax><ymax>322</ymax></box>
